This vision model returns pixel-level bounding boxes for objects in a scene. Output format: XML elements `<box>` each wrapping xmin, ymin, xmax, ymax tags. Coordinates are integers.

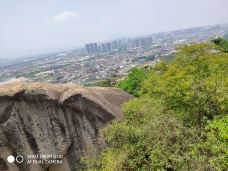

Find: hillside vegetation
<box><xmin>81</xmin><ymin>39</ymin><xmax>228</xmax><ymax>171</ymax></box>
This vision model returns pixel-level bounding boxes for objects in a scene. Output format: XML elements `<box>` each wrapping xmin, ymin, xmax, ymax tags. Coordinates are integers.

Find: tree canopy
<box><xmin>80</xmin><ymin>40</ymin><xmax>228</xmax><ymax>171</ymax></box>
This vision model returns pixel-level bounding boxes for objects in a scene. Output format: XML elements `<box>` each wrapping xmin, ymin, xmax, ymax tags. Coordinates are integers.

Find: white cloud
<box><xmin>53</xmin><ymin>11</ymin><xmax>80</xmax><ymax>22</ymax></box>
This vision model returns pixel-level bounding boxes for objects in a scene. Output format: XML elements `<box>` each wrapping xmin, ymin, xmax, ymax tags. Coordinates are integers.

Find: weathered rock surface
<box><xmin>0</xmin><ymin>82</ymin><xmax>132</xmax><ymax>171</ymax></box>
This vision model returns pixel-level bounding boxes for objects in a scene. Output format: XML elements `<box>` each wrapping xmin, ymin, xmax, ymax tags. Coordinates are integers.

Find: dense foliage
<box><xmin>213</xmin><ymin>38</ymin><xmax>228</xmax><ymax>52</ymax></box>
<box><xmin>81</xmin><ymin>40</ymin><xmax>228</xmax><ymax>171</ymax></box>
<box><xmin>117</xmin><ymin>68</ymin><xmax>147</xmax><ymax>96</ymax></box>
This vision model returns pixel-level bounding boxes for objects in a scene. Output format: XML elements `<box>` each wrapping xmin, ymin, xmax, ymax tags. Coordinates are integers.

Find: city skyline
<box><xmin>0</xmin><ymin>23</ymin><xmax>227</xmax><ymax>60</ymax></box>
<box><xmin>0</xmin><ymin>0</ymin><xmax>228</xmax><ymax>59</ymax></box>
<box><xmin>84</xmin><ymin>25</ymin><xmax>223</xmax><ymax>55</ymax></box>
<box><xmin>0</xmin><ymin>25</ymin><xmax>225</xmax><ymax>83</ymax></box>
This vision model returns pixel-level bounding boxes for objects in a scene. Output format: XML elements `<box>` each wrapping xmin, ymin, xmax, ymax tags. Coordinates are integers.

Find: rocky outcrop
<box><xmin>0</xmin><ymin>82</ymin><xmax>132</xmax><ymax>171</ymax></box>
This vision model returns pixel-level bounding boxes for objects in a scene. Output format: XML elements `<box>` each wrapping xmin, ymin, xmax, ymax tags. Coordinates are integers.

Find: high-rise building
<box><xmin>89</xmin><ymin>43</ymin><xmax>94</xmax><ymax>53</ymax></box>
<box><xmin>139</xmin><ymin>38</ymin><xmax>146</xmax><ymax>47</ymax></box>
<box><xmin>118</xmin><ymin>40</ymin><xmax>122</xmax><ymax>49</ymax></box>
<box><xmin>111</xmin><ymin>41</ymin><xmax>118</xmax><ymax>50</ymax></box>
<box><xmin>101</xmin><ymin>43</ymin><xmax>107</xmax><ymax>52</ymax></box>
<box><xmin>85</xmin><ymin>44</ymin><xmax>90</xmax><ymax>54</ymax></box>
<box><xmin>145</xmin><ymin>37</ymin><xmax>152</xmax><ymax>47</ymax></box>
<box><xmin>135</xmin><ymin>39</ymin><xmax>140</xmax><ymax>47</ymax></box>
<box><xmin>97</xmin><ymin>45</ymin><xmax>101</xmax><ymax>53</ymax></box>
<box><xmin>93</xmin><ymin>43</ymin><xmax>98</xmax><ymax>53</ymax></box>
<box><xmin>106</xmin><ymin>42</ymin><xmax>111</xmax><ymax>51</ymax></box>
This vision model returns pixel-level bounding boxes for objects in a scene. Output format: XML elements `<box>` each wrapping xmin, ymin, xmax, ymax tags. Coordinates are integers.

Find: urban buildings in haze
<box><xmin>85</xmin><ymin>24</ymin><xmax>223</xmax><ymax>55</ymax></box>
<box><xmin>1</xmin><ymin>24</ymin><xmax>226</xmax><ymax>85</ymax></box>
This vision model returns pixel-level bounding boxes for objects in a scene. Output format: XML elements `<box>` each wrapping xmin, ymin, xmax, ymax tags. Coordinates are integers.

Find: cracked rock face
<box><xmin>0</xmin><ymin>82</ymin><xmax>132</xmax><ymax>171</ymax></box>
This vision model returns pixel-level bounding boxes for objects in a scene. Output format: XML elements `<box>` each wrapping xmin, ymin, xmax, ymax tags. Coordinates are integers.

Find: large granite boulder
<box><xmin>0</xmin><ymin>82</ymin><xmax>132</xmax><ymax>171</ymax></box>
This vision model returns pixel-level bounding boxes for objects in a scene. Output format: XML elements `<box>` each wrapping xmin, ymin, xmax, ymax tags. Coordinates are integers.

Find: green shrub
<box><xmin>117</xmin><ymin>67</ymin><xmax>147</xmax><ymax>96</ymax></box>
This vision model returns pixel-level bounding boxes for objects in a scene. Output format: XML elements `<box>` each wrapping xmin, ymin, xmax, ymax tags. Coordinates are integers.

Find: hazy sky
<box><xmin>0</xmin><ymin>0</ymin><xmax>228</xmax><ymax>58</ymax></box>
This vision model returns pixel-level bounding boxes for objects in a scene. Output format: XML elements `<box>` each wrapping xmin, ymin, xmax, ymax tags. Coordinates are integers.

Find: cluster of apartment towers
<box><xmin>85</xmin><ymin>37</ymin><xmax>153</xmax><ymax>54</ymax></box>
<box><xmin>85</xmin><ymin>25</ymin><xmax>221</xmax><ymax>55</ymax></box>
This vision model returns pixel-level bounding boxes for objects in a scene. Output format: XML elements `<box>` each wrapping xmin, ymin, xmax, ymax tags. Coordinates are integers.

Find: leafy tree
<box><xmin>212</xmin><ymin>38</ymin><xmax>228</xmax><ymax>52</ymax></box>
<box><xmin>117</xmin><ymin>68</ymin><xmax>147</xmax><ymax>96</ymax></box>
<box><xmin>143</xmin><ymin>43</ymin><xmax>228</xmax><ymax>125</ymax></box>
<box><xmin>212</xmin><ymin>38</ymin><xmax>224</xmax><ymax>46</ymax></box>
<box><xmin>219</xmin><ymin>39</ymin><xmax>228</xmax><ymax>52</ymax></box>
<box><xmin>188</xmin><ymin>114</ymin><xmax>228</xmax><ymax>170</ymax></box>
